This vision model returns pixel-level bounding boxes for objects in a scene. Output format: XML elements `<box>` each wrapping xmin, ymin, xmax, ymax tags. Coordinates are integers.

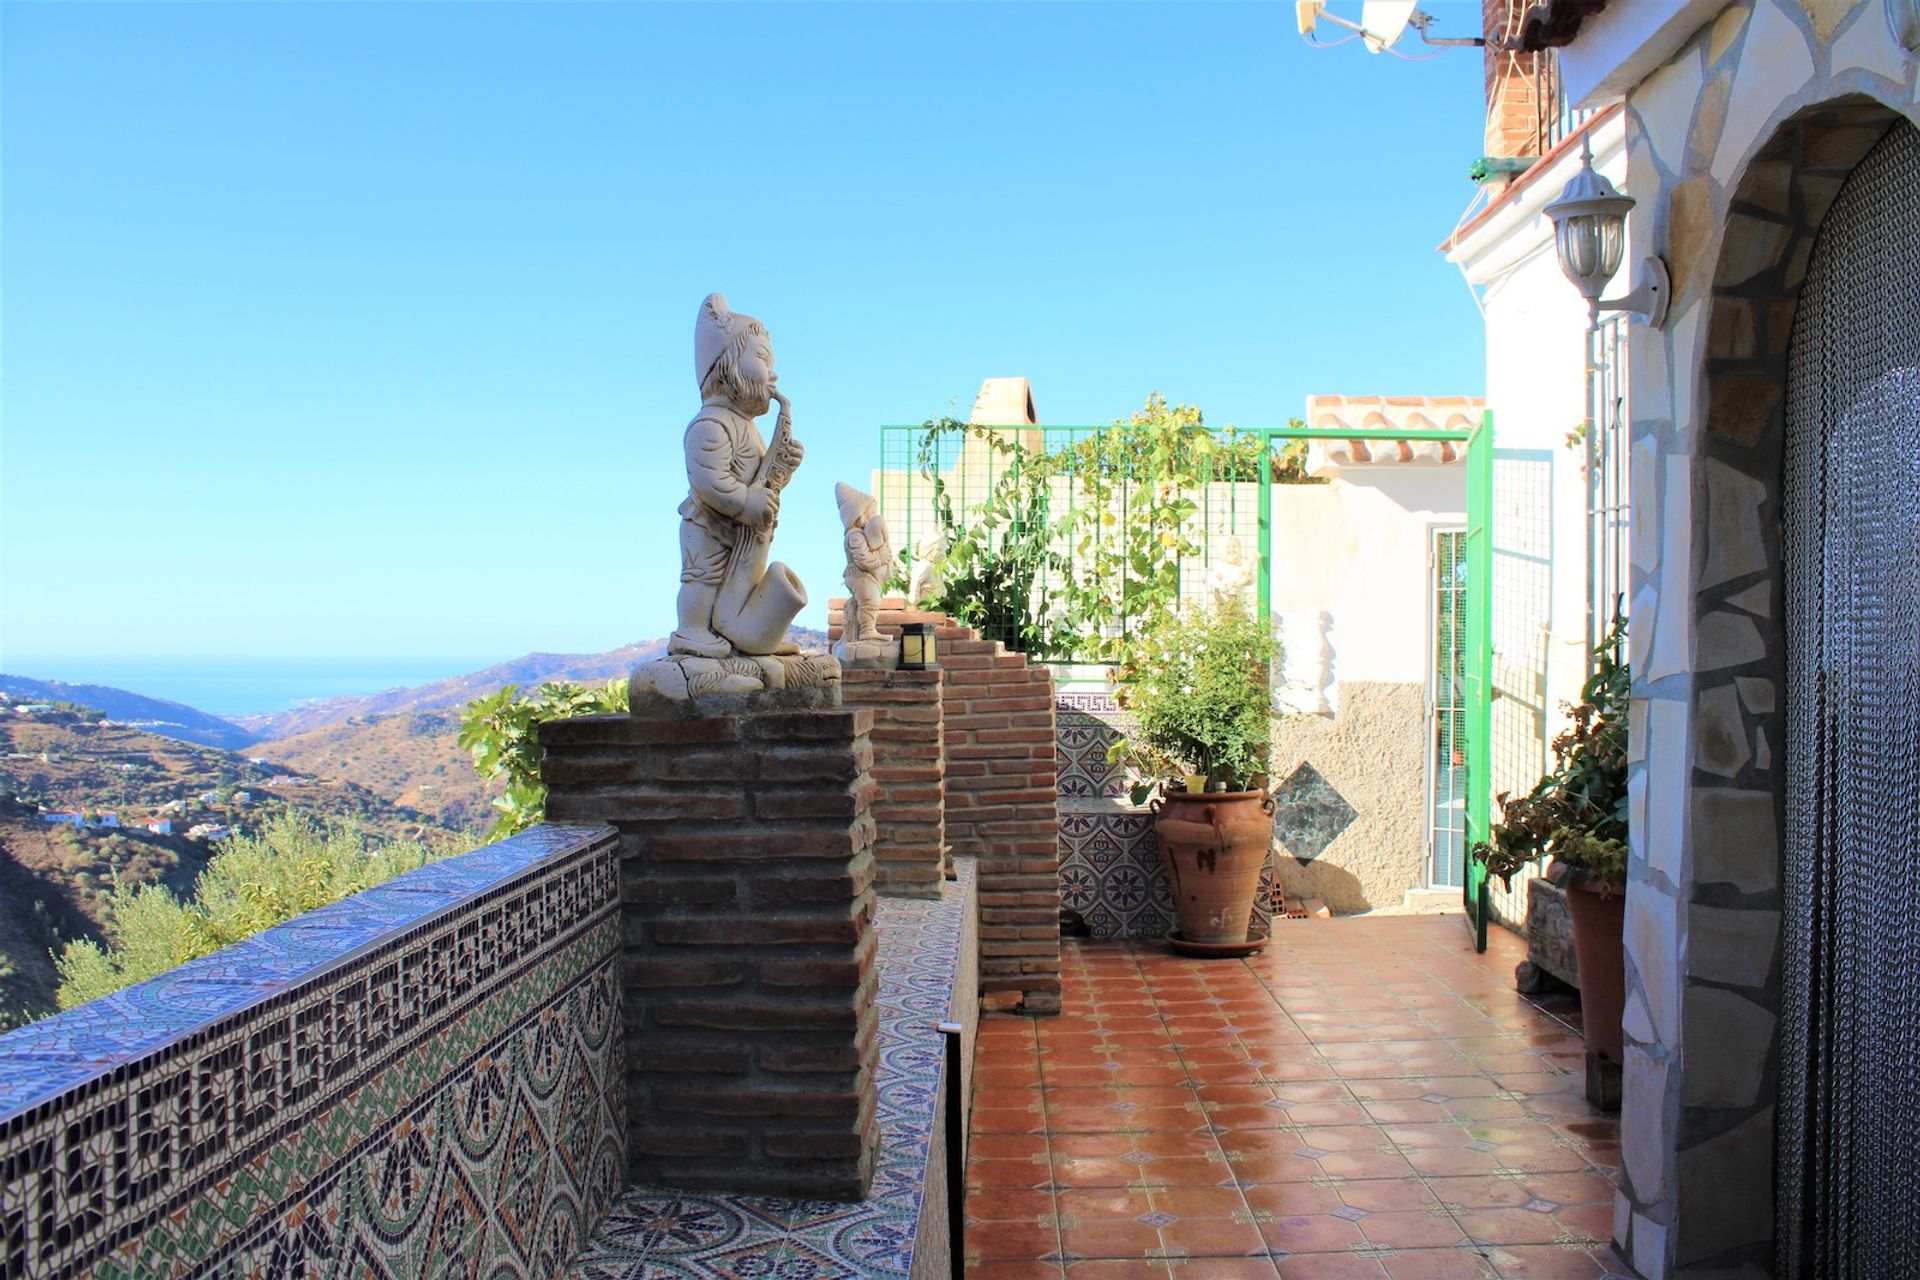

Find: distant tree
<box><xmin>53</xmin><ymin>814</ymin><xmax>447</xmax><ymax>1010</ymax></box>
<box><xmin>459</xmin><ymin>680</ymin><xmax>629</xmax><ymax>840</ymax></box>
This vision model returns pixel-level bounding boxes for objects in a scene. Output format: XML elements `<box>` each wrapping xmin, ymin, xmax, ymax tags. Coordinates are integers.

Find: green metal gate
<box><xmin>1462</xmin><ymin>414</ymin><xmax>1495</xmax><ymax>951</ymax></box>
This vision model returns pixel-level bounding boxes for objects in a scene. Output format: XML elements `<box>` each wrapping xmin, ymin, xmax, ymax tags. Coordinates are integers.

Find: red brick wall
<box><xmin>539</xmin><ymin>708</ymin><xmax>881</xmax><ymax>1199</ymax></box>
<box><xmin>830</xmin><ymin>599</ymin><xmax>1062</xmax><ymax>1016</ymax></box>
<box><xmin>1483</xmin><ymin>0</ymin><xmax>1546</xmax><ymax>163</ymax></box>
<box><xmin>840</xmin><ymin>668</ymin><xmax>945</xmax><ymax>897</ymax></box>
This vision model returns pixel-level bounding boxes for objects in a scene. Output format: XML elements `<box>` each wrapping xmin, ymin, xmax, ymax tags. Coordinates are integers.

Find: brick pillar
<box><xmin>841</xmin><ymin>668</ymin><xmax>947</xmax><ymax>897</ymax></box>
<box><xmin>539</xmin><ymin>707</ymin><xmax>881</xmax><ymax>1200</ymax></box>
<box><xmin>1482</xmin><ymin>0</ymin><xmax>1545</xmax><ymax>165</ymax></box>
<box><xmin>830</xmin><ymin>598</ymin><xmax>1061</xmax><ymax>1016</ymax></box>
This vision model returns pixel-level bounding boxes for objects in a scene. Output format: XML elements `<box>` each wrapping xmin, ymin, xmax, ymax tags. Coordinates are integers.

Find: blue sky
<box><xmin>2</xmin><ymin>1</ymin><xmax>1488</xmax><ymax>670</ymax></box>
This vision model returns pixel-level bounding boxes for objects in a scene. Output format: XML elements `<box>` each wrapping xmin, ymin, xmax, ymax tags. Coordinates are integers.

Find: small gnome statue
<box><xmin>833</xmin><ymin>482</ymin><xmax>898</xmax><ymax>668</ymax></box>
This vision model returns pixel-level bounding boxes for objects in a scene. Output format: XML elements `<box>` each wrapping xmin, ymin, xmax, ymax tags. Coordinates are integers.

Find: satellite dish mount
<box><xmin>1295</xmin><ymin>1</ymin><xmax>1485</xmax><ymax>54</ymax></box>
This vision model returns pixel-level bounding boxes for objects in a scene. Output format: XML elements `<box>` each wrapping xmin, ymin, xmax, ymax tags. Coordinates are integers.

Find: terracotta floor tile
<box><xmin>1155</xmin><ymin>1215</ymin><xmax>1268</xmax><ymax>1258</ymax></box>
<box><xmin>970</xmin><ymin>1262</ymin><xmax>1066</xmax><ymax>1280</ymax></box>
<box><xmin>968</xmin><ymin>1217</ymin><xmax>1064</xmax><ymax>1261</ymax></box>
<box><xmin>1049</xmin><ymin>1133</ymin><xmax>1140</xmax><ymax>1159</ymax></box>
<box><xmin>976</xmin><ymin>1105</ymin><xmax>1050</xmax><ymax>1135</ymax></box>
<box><xmin>1222</xmin><ymin>1152</ymin><xmax>1326</xmax><ymax>1184</ymax></box>
<box><xmin>971</xmin><ymin>1155</ymin><xmax>1054</xmax><ymax>1188</ymax></box>
<box><xmin>979</xmin><ymin>1066</ymin><xmax>1049</xmax><ymax>1089</ymax></box>
<box><xmin>1452</xmin><ymin>1208</ymin><xmax>1574</xmax><ymax>1246</ymax></box>
<box><xmin>1337</xmin><ymin>1179</ymin><xmax>1445</xmax><ymax>1213</ymax></box>
<box><xmin>1132</xmin><ymin>1156</ymin><xmax>1237</xmax><ymax>1187</ymax></box>
<box><xmin>1281</xmin><ymin>1101</ymin><xmax>1374</xmax><ymax>1127</ymax></box>
<box><xmin>970</xmin><ymin>932</ymin><xmax>1621</xmax><ymax>1274</ymax></box>
<box><xmin>1051</xmin><ymin>1156</ymin><xmax>1148</xmax><ymax>1188</ymax></box>
<box><xmin>1239</xmin><ymin>1180</ymin><xmax>1345</xmax><ymax>1218</ymax></box>
<box><xmin>1315</xmin><ymin>1149</ymin><xmax>1419</xmax><ymax>1181</ymax></box>
<box><xmin>1363</xmin><ymin>1099</ymin><xmax>1456</xmax><ymax>1124</ymax></box>
<box><xmin>1056</xmin><ymin>1188</ymin><xmax>1155</xmax><ymax>1222</ymax></box>
<box><xmin>1359</xmin><ymin>1209</ymin><xmax>1473</xmax><ymax>1249</ymax></box>
<box><xmin>1062</xmin><ymin>1260</ymin><xmax>1176</xmax><ymax>1279</ymax></box>
<box><xmin>967</xmin><ymin>1188</ymin><xmax>1058</xmax><ymax>1222</ymax></box>
<box><xmin>973</xmin><ymin>1133</ymin><xmax>1052</xmax><ymax>1160</ymax></box>
<box><xmin>1166</xmin><ymin>1258</ymin><xmax>1283</xmax><ymax>1280</ymax></box>
<box><xmin>978</xmin><ymin>1088</ymin><xmax>1049</xmax><ymax>1111</ymax></box>
<box><xmin>1515</xmin><ymin>1172</ymin><xmax>1617</xmax><ymax>1206</ymax></box>
<box><xmin>1149</xmin><ymin>1185</ymin><xmax>1249</xmax><ymax>1218</ymax></box>
<box><xmin>1274</xmin><ymin>1250</ymin><xmax>1390</xmax><ymax>1278</ymax></box>
<box><xmin>1206</xmin><ymin>1104</ymin><xmax>1293</xmax><ymax>1131</ymax></box>
<box><xmin>1482</xmin><ymin>1244</ymin><xmax>1631</xmax><ymax>1278</ymax></box>
<box><xmin>1257</xmin><ymin>1212</ymin><xmax>1367</xmax><ymax>1253</ymax></box>
<box><xmin>1059</xmin><ymin>1216</ymin><xmax>1165</xmax><ymax>1260</ymax></box>
<box><xmin>1132</xmin><ymin>1131</ymin><xmax>1226</xmax><ymax>1158</ymax></box>
<box><xmin>1378</xmin><ymin>1247</ymin><xmax>1501</xmax><ymax>1279</ymax></box>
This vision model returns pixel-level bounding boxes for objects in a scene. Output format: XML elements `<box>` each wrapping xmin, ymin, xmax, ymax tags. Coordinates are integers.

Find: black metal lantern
<box><xmin>899</xmin><ymin>622</ymin><xmax>937</xmax><ymax>670</ymax></box>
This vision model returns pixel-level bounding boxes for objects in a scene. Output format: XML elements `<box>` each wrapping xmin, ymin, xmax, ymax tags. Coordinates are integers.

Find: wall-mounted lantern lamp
<box><xmin>899</xmin><ymin>623</ymin><xmax>937</xmax><ymax>670</ymax></box>
<box><xmin>1890</xmin><ymin>0</ymin><xmax>1920</xmax><ymax>55</ymax></box>
<box><xmin>1544</xmin><ymin>140</ymin><xmax>1670</xmax><ymax>330</ymax></box>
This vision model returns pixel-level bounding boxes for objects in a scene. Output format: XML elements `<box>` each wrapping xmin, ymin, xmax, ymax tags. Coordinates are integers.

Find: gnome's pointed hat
<box><xmin>836</xmin><ymin>482</ymin><xmax>875</xmax><ymax>528</ymax></box>
<box><xmin>695</xmin><ymin>293</ymin><xmax>766</xmax><ymax>389</ymax></box>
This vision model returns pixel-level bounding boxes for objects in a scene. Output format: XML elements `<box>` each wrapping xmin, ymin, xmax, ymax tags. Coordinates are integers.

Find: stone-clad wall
<box><xmin>829</xmin><ymin>599</ymin><xmax>1061</xmax><ymax>1015</ymax></box>
<box><xmin>0</xmin><ymin>824</ymin><xmax>625</xmax><ymax>1280</ymax></box>
<box><xmin>541</xmin><ymin>709</ymin><xmax>882</xmax><ymax>1200</ymax></box>
<box><xmin>1612</xmin><ymin>5</ymin><xmax>1920</xmax><ymax>1275</ymax></box>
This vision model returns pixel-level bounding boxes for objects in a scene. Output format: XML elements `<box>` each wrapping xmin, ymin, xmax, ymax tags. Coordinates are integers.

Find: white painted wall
<box><xmin>1270</xmin><ymin>466</ymin><xmax>1466</xmax><ymax>701</ymax></box>
<box><xmin>1448</xmin><ymin>110</ymin><xmax>1632</xmax><ymax>745</ymax></box>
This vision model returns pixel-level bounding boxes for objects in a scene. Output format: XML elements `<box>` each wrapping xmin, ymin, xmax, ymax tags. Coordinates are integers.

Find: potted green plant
<box><xmin>1110</xmin><ymin>596</ymin><xmax>1281</xmax><ymax>954</ymax></box>
<box><xmin>1473</xmin><ymin>620</ymin><xmax>1629</xmax><ymax>1066</ymax></box>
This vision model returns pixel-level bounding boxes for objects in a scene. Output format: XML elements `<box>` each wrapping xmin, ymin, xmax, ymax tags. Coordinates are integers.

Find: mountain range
<box><xmin>0</xmin><ymin>676</ymin><xmax>257</xmax><ymax>751</ymax></box>
<box><xmin>2</xmin><ymin>628</ymin><xmax>831</xmax><ymax>833</ymax></box>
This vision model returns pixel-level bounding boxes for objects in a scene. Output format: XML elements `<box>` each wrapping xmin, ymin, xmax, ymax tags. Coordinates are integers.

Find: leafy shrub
<box><xmin>1472</xmin><ymin>617</ymin><xmax>1630</xmax><ymax>888</ymax></box>
<box><xmin>458</xmin><ymin>680</ymin><xmax>630</xmax><ymax>839</ymax></box>
<box><xmin>911</xmin><ymin>395</ymin><xmax>1311</xmax><ymax>663</ymax></box>
<box><xmin>53</xmin><ymin>814</ymin><xmax>443</xmax><ymax>1009</ymax></box>
<box><xmin>1110</xmin><ymin>595</ymin><xmax>1280</xmax><ymax>797</ymax></box>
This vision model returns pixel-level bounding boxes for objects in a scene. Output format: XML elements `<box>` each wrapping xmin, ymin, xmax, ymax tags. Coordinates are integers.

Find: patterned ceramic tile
<box><xmin>1056</xmin><ymin>695</ymin><xmax>1134</xmax><ymax>800</ymax></box>
<box><xmin>565</xmin><ymin>861</ymin><xmax>977</xmax><ymax>1280</ymax></box>
<box><xmin>0</xmin><ymin>824</ymin><xmax>624</xmax><ymax>1280</ymax></box>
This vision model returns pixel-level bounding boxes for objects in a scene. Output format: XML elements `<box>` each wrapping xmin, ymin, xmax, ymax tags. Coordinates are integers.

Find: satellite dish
<box><xmin>1360</xmin><ymin>0</ymin><xmax>1418</xmax><ymax>52</ymax></box>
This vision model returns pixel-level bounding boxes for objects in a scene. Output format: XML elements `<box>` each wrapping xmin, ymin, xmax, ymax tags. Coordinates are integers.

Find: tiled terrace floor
<box><xmin>965</xmin><ymin>918</ymin><xmax>1630</xmax><ymax>1280</ymax></box>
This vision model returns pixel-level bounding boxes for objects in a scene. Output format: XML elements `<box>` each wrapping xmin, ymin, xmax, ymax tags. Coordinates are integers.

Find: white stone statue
<box><xmin>1207</xmin><ymin>537</ymin><xmax>1255</xmax><ymax>603</ymax></box>
<box><xmin>635</xmin><ymin>294</ymin><xmax>839</xmax><ymax>704</ymax></box>
<box><xmin>907</xmin><ymin>531</ymin><xmax>947</xmax><ymax>606</ymax></box>
<box><xmin>833</xmin><ymin>483</ymin><xmax>900</xmax><ymax>669</ymax></box>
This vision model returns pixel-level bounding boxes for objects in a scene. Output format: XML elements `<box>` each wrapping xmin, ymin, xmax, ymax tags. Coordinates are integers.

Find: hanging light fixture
<box><xmin>1544</xmin><ymin>138</ymin><xmax>1670</xmax><ymax>330</ymax></box>
<box><xmin>1890</xmin><ymin>0</ymin><xmax>1920</xmax><ymax>54</ymax></box>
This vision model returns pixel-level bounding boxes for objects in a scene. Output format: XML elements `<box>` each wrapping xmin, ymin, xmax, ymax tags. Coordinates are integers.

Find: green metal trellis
<box><xmin>876</xmin><ymin>414</ymin><xmax>1496</xmax><ymax>948</ymax></box>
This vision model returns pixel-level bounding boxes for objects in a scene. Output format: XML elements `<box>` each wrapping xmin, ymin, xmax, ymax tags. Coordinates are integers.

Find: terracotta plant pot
<box><xmin>1562</xmin><ymin>871</ymin><xmax>1627</xmax><ymax>1063</ymax></box>
<box><xmin>1152</xmin><ymin>789</ymin><xmax>1273</xmax><ymax>946</ymax></box>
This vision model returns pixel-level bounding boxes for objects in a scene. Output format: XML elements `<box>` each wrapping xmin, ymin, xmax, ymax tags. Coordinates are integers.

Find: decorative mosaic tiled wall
<box><xmin>1056</xmin><ymin>692</ymin><xmax>1277</xmax><ymax>939</ymax></box>
<box><xmin>0</xmin><ymin>822</ymin><xmax>625</xmax><ymax>1280</ymax></box>
<box><xmin>564</xmin><ymin>859</ymin><xmax>979</xmax><ymax>1280</ymax></box>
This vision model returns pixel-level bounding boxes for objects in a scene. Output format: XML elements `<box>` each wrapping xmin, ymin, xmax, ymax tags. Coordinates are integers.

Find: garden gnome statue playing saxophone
<box><xmin>633</xmin><ymin>293</ymin><xmax>839</xmax><ymax>703</ymax></box>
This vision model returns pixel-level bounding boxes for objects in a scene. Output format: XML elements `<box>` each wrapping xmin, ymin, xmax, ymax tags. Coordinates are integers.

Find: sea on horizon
<box><xmin>0</xmin><ymin>656</ymin><xmax>498</xmax><ymax>720</ymax></box>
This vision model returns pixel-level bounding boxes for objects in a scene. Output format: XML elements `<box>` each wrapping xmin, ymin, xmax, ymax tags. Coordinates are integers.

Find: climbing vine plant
<box><xmin>912</xmin><ymin>394</ymin><xmax>1280</xmax><ymax>662</ymax></box>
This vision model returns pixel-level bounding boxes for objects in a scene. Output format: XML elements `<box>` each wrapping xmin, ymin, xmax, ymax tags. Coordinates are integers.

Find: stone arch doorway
<box><xmin>1674</xmin><ymin>96</ymin><xmax>1920</xmax><ymax>1275</ymax></box>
